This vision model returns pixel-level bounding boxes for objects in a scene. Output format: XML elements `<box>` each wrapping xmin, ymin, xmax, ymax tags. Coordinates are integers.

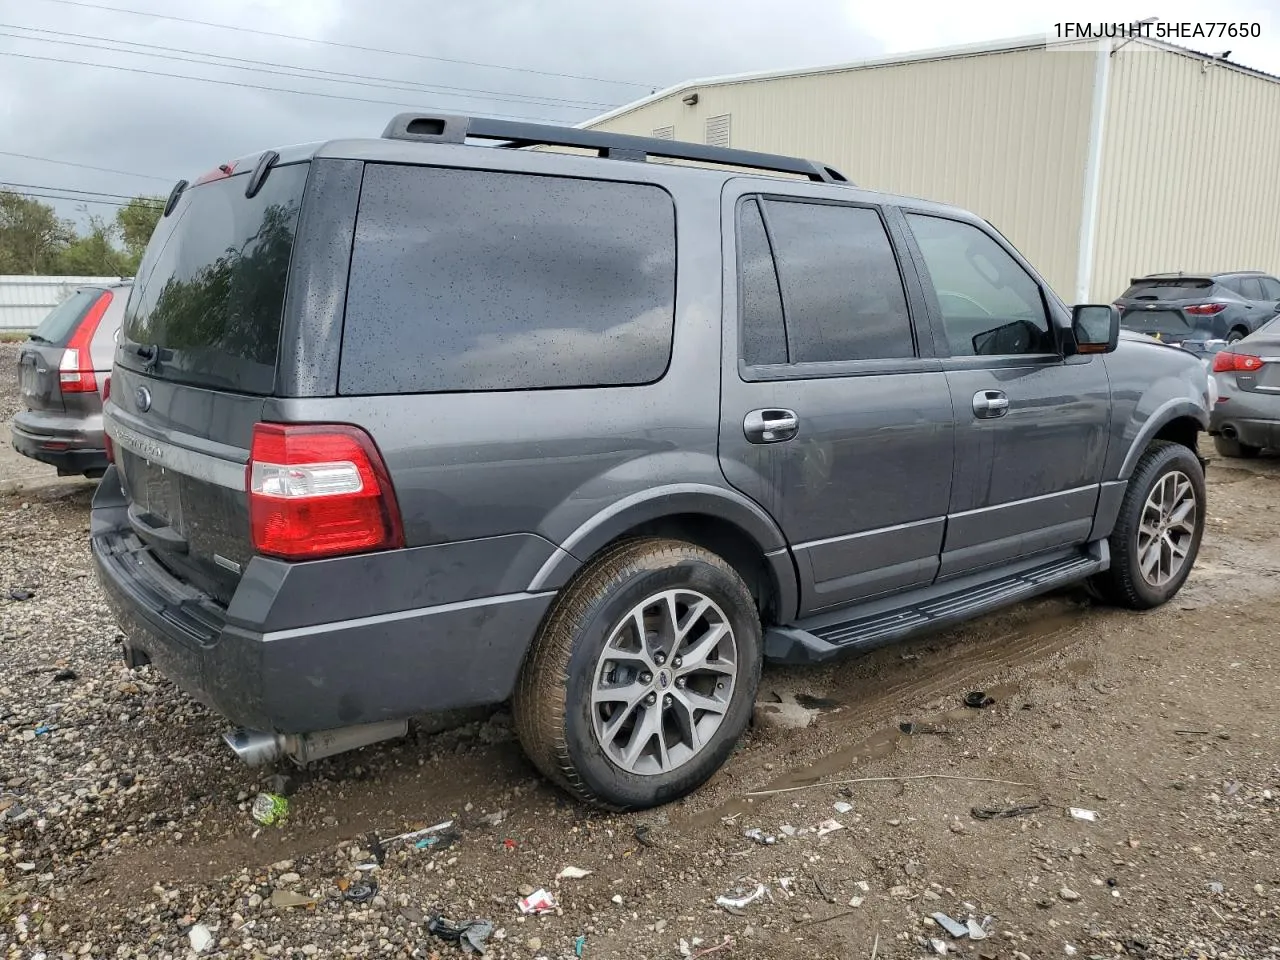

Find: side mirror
<box><xmin>1071</xmin><ymin>304</ymin><xmax>1120</xmax><ymax>355</ymax></box>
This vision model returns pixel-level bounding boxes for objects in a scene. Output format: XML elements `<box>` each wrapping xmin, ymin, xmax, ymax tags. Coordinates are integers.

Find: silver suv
<box><xmin>92</xmin><ymin>114</ymin><xmax>1213</xmax><ymax>810</ymax></box>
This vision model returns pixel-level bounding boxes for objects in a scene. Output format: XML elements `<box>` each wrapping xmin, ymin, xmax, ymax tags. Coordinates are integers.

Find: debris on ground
<box><xmin>1059</xmin><ymin>886</ymin><xmax>1080</xmax><ymax>902</ymax></box>
<box><xmin>187</xmin><ymin>924</ymin><xmax>213</xmax><ymax>953</ymax></box>
<box><xmin>426</xmin><ymin>914</ymin><xmax>495</xmax><ymax>954</ymax></box>
<box><xmin>932</xmin><ymin>912</ymin><xmax>968</xmax><ymax>937</ymax></box>
<box><xmin>517</xmin><ymin>888</ymin><xmax>558</xmax><ymax>914</ymax></box>
<box><xmin>742</xmin><ymin>827</ymin><xmax>776</xmax><ymax>845</ymax></box>
<box><xmin>574</xmin><ymin>934</ymin><xmax>586</xmax><ymax>956</ymax></box>
<box><xmin>270</xmin><ymin>889</ymin><xmax>316</xmax><ymax>909</ymax></box>
<box><xmin>815</xmin><ymin>818</ymin><xmax>845</xmax><ymax>837</ymax></box>
<box><xmin>634</xmin><ymin>824</ymin><xmax>656</xmax><ymax>847</ymax></box>
<box><xmin>972</xmin><ymin>802</ymin><xmax>1042</xmax><ymax>819</ymax></box>
<box><xmin>416</xmin><ymin>827</ymin><xmax>461</xmax><ymax>852</ymax></box>
<box><xmin>899</xmin><ymin>721</ymin><xmax>949</xmax><ymax>735</ymax></box>
<box><xmin>715</xmin><ymin>883</ymin><xmax>767</xmax><ymax>910</ymax></box>
<box><xmin>385</xmin><ymin>820</ymin><xmax>455</xmax><ymax>846</ymax></box>
<box><xmin>967</xmin><ymin>918</ymin><xmax>988</xmax><ymax>939</ymax></box>
<box><xmin>556</xmin><ymin>865</ymin><xmax>592</xmax><ymax>880</ymax></box>
<box><xmin>7</xmin><ymin>588</ymin><xmax>34</xmax><ymax>601</ymax></box>
<box><xmin>1067</xmin><ymin>807</ymin><xmax>1098</xmax><ymax>822</ymax></box>
<box><xmin>480</xmin><ymin>809</ymin><xmax>508</xmax><ymax>827</ymax></box>
<box><xmin>963</xmin><ymin>691</ymin><xmax>996</xmax><ymax>708</ymax></box>
<box><xmin>52</xmin><ymin>668</ymin><xmax>76</xmax><ymax>681</ymax></box>
<box><xmin>345</xmin><ymin>882</ymin><xmax>376</xmax><ymax>903</ymax></box>
<box><xmin>929</xmin><ymin>936</ymin><xmax>950</xmax><ymax>954</ymax></box>
<box><xmin>250</xmin><ymin>792</ymin><xmax>289</xmax><ymax>826</ymax></box>
<box><xmin>832</xmin><ymin>800</ymin><xmax>854</xmax><ymax>814</ymax></box>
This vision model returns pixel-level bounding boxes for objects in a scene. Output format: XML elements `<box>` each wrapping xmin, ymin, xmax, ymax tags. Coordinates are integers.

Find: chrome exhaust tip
<box><xmin>222</xmin><ymin>728</ymin><xmax>284</xmax><ymax>767</ymax></box>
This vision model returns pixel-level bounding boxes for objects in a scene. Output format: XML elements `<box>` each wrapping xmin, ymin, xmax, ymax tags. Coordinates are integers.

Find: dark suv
<box><xmin>1115</xmin><ymin>271</ymin><xmax>1280</xmax><ymax>354</ymax></box>
<box><xmin>92</xmin><ymin>114</ymin><xmax>1214</xmax><ymax>810</ymax></box>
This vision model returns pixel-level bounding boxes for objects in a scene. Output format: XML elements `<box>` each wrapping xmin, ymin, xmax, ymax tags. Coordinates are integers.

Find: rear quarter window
<box><xmin>338</xmin><ymin>165</ymin><xmax>677</xmax><ymax>394</ymax></box>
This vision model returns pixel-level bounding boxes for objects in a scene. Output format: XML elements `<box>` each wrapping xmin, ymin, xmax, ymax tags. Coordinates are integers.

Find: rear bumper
<box><xmin>1209</xmin><ymin>384</ymin><xmax>1280</xmax><ymax>450</ymax></box>
<box><xmin>90</xmin><ymin>468</ymin><xmax>556</xmax><ymax>733</ymax></box>
<box><xmin>11</xmin><ymin>410</ymin><xmax>107</xmax><ymax>475</ymax></box>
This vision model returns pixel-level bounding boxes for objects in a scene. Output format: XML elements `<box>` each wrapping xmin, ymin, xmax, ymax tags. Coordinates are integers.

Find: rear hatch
<box><xmin>108</xmin><ymin>160</ymin><xmax>309</xmax><ymax>606</ymax></box>
<box><xmin>18</xmin><ymin>286</ymin><xmax>112</xmax><ymax>415</ymax></box>
<box><xmin>1213</xmin><ymin>323</ymin><xmax>1280</xmax><ymax>394</ymax></box>
<box><xmin>1116</xmin><ymin>277</ymin><xmax>1223</xmax><ymax>347</ymax></box>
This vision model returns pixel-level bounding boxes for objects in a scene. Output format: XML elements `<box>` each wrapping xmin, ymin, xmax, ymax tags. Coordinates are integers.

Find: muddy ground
<box><xmin>1</xmin><ymin>340</ymin><xmax>1277</xmax><ymax>959</ymax></box>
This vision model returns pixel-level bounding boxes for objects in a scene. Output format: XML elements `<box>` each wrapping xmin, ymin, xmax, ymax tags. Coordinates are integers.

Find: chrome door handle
<box><xmin>744</xmin><ymin>409</ymin><xmax>799</xmax><ymax>443</ymax></box>
<box><xmin>972</xmin><ymin>390</ymin><xmax>1009</xmax><ymax>418</ymax></box>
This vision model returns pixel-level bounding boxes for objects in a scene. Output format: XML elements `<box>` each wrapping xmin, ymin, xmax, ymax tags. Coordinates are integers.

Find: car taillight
<box><xmin>1211</xmin><ymin>351</ymin><xmax>1265</xmax><ymax>373</ymax></box>
<box><xmin>1184</xmin><ymin>303</ymin><xmax>1227</xmax><ymax>316</ymax></box>
<box><xmin>58</xmin><ymin>290</ymin><xmax>113</xmax><ymax>393</ymax></box>
<box><xmin>102</xmin><ymin>376</ymin><xmax>115</xmax><ymax>464</ymax></box>
<box><xmin>247</xmin><ymin>423</ymin><xmax>404</xmax><ymax>561</ymax></box>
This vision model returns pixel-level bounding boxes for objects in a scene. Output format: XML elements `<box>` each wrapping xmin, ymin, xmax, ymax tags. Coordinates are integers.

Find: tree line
<box><xmin>0</xmin><ymin>191</ymin><xmax>163</xmax><ymax>277</ymax></box>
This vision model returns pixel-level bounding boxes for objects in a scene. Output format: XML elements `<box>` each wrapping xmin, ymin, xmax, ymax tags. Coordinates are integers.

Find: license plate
<box><xmin>123</xmin><ymin>454</ymin><xmax>186</xmax><ymax>536</ymax></box>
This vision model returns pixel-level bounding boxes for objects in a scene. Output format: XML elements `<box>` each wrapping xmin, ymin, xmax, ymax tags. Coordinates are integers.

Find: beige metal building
<box><xmin>585</xmin><ymin>36</ymin><xmax>1280</xmax><ymax>303</ymax></box>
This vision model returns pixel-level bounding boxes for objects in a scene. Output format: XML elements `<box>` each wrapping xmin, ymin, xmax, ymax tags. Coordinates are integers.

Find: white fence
<box><xmin>0</xmin><ymin>276</ymin><xmax>126</xmax><ymax>331</ymax></box>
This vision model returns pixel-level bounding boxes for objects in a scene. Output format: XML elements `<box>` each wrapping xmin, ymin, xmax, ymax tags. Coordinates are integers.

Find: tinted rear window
<box><xmin>339</xmin><ymin>165</ymin><xmax>676</xmax><ymax>395</ymax></box>
<box><xmin>32</xmin><ymin>288</ymin><xmax>102</xmax><ymax>346</ymax></box>
<box><xmin>119</xmin><ymin>163</ymin><xmax>308</xmax><ymax>395</ymax></box>
<box><xmin>1121</xmin><ymin>279</ymin><xmax>1214</xmax><ymax>301</ymax></box>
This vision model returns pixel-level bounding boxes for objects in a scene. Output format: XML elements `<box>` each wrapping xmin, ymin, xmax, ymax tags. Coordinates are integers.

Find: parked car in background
<box><xmin>91</xmin><ymin>115</ymin><xmax>1211</xmax><ymax>811</ymax></box>
<box><xmin>12</xmin><ymin>280</ymin><xmax>131</xmax><ymax>477</ymax></box>
<box><xmin>1209</xmin><ymin>315</ymin><xmax>1280</xmax><ymax>458</ymax></box>
<box><xmin>1115</xmin><ymin>271</ymin><xmax>1280</xmax><ymax>357</ymax></box>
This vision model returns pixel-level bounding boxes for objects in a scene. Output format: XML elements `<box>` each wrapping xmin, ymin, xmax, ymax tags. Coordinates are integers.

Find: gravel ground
<box><xmin>1</xmin><ymin>338</ymin><xmax>1277</xmax><ymax>959</ymax></box>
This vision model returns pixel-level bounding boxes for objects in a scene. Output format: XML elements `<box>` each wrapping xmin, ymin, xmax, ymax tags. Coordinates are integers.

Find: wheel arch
<box><xmin>1118</xmin><ymin>403</ymin><xmax>1208</xmax><ymax>481</ymax></box>
<box><xmin>528</xmin><ymin>485</ymin><xmax>800</xmax><ymax>624</ymax></box>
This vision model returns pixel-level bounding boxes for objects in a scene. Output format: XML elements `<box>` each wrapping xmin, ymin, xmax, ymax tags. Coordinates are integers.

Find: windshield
<box><xmin>31</xmin><ymin>288</ymin><xmax>102</xmax><ymax>345</ymax></box>
<box><xmin>118</xmin><ymin>162</ymin><xmax>308</xmax><ymax>395</ymax></box>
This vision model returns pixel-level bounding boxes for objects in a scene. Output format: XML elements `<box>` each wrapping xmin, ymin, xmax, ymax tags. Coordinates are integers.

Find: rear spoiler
<box><xmin>1130</xmin><ymin>275</ymin><xmax>1214</xmax><ymax>286</ymax></box>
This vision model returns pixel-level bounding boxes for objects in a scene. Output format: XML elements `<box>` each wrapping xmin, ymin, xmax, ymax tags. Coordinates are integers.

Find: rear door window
<box><xmin>31</xmin><ymin>288</ymin><xmax>102</xmax><ymax>345</ymax></box>
<box><xmin>118</xmin><ymin>163</ymin><xmax>309</xmax><ymax>395</ymax></box>
<box><xmin>339</xmin><ymin>165</ymin><xmax>676</xmax><ymax>394</ymax></box>
<box><xmin>737</xmin><ymin>199</ymin><xmax>788</xmax><ymax>366</ymax></box>
<box><xmin>1259</xmin><ymin>277</ymin><xmax>1280</xmax><ymax>300</ymax></box>
<box><xmin>1237</xmin><ymin>276</ymin><xmax>1266</xmax><ymax>300</ymax></box>
<box><xmin>761</xmin><ymin>199</ymin><xmax>915</xmax><ymax>363</ymax></box>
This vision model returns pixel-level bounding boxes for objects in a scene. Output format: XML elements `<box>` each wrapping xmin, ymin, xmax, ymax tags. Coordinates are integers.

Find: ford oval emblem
<box><xmin>135</xmin><ymin>385</ymin><xmax>152</xmax><ymax>413</ymax></box>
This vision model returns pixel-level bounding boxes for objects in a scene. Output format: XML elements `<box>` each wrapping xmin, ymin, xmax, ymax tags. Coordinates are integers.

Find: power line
<box><xmin>0</xmin><ymin>50</ymin><xmax>594</xmax><ymax>123</ymax></box>
<box><xmin>29</xmin><ymin>0</ymin><xmax>654</xmax><ymax>88</ymax></box>
<box><xmin>0</xmin><ymin>188</ymin><xmax>154</xmax><ymax>208</ymax></box>
<box><xmin>0</xmin><ymin>180</ymin><xmax>162</xmax><ymax>204</ymax></box>
<box><xmin>1</xmin><ymin>24</ymin><xmax>620</xmax><ymax>111</ymax></box>
<box><xmin>0</xmin><ymin>150</ymin><xmax>173</xmax><ymax>184</ymax></box>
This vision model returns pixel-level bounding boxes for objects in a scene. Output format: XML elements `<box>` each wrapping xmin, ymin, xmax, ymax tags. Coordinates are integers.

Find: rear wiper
<box><xmin>27</xmin><ymin>334</ymin><xmax>51</xmax><ymax>344</ymax></box>
<box><xmin>130</xmin><ymin>342</ymin><xmax>162</xmax><ymax>374</ymax></box>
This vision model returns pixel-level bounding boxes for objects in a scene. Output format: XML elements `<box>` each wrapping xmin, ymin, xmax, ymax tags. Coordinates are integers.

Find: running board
<box><xmin>764</xmin><ymin>543</ymin><xmax>1108</xmax><ymax>664</ymax></box>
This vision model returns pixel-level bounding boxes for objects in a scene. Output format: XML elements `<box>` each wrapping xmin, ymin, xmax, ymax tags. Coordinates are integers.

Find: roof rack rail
<box><xmin>380</xmin><ymin>112</ymin><xmax>851</xmax><ymax>185</ymax></box>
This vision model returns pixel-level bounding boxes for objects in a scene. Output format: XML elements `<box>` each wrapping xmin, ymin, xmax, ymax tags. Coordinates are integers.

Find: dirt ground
<box><xmin>1</xmin><ymin>339</ymin><xmax>1277</xmax><ymax>959</ymax></box>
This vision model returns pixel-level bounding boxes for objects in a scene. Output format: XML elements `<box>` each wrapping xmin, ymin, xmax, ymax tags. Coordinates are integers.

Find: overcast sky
<box><xmin>1</xmin><ymin>0</ymin><xmax>1276</xmax><ymax>226</ymax></box>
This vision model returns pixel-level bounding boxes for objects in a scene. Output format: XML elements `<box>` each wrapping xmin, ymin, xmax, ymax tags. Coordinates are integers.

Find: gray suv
<box><xmin>92</xmin><ymin>114</ymin><xmax>1214</xmax><ymax>810</ymax></box>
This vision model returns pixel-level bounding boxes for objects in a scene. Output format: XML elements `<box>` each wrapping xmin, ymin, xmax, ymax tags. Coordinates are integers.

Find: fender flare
<box><xmin>1117</xmin><ymin>399</ymin><xmax>1209</xmax><ymax>480</ymax></box>
<box><xmin>527</xmin><ymin>483</ymin><xmax>799</xmax><ymax>620</ymax></box>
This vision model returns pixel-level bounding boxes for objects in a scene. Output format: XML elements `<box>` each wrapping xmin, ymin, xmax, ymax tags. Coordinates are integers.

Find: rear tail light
<box><xmin>59</xmin><ymin>290</ymin><xmax>113</xmax><ymax>393</ymax></box>
<box><xmin>247</xmin><ymin>423</ymin><xmax>404</xmax><ymax>560</ymax></box>
<box><xmin>102</xmin><ymin>376</ymin><xmax>115</xmax><ymax>464</ymax></box>
<box><xmin>1185</xmin><ymin>303</ymin><xmax>1227</xmax><ymax>316</ymax></box>
<box><xmin>1211</xmin><ymin>351</ymin><xmax>1265</xmax><ymax>373</ymax></box>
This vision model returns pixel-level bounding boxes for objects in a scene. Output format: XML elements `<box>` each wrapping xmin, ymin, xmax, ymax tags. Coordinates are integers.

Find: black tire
<box><xmin>1213</xmin><ymin>434</ymin><xmax>1261</xmax><ymax>459</ymax></box>
<box><xmin>512</xmin><ymin>538</ymin><xmax>762</xmax><ymax>810</ymax></box>
<box><xmin>1226</xmin><ymin>328</ymin><xmax>1248</xmax><ymax>343</ymax></box>
<box><xmin>1089</xmin><ymin>441</ymin><xmax>1205</xmax><ymax>610</ymax></box>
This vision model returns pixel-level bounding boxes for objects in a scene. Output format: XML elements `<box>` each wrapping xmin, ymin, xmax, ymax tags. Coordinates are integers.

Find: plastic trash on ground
<box><xmin>932</xmin><ymin>913</ymin><xmax>968</xmax><ymax>937</ymax></box>
<box><xmin>1068</xmin><ymin>807</ymin><xmax>1099</xmax><ymax>822</ymax></box>
<box><xmin>815</xmin><ymin>818</ymin><xmax>845</xmax><ymax>836</ymax></box>
<box><xmin>742</xmin><ymin>827</ymin><xmax>776</xmax><ymax>845</ymax></box>
<box><xmin>557</xmin><ymin>866</ymin><xmax>592</xmax><ymax>880</ymax></box>
<box><xmin>517</xmin><ymin>888</ymin><xmax>558</xmax><ymax>914</ymax></box>
<box><xmin>250</xmin><ymin>792</ymin><xmax>289</xmax><ymax>826</ymax></box>
<box><xmin>188</xmin><ymin>924</ymin><xmax>214</xmax><ymax>953</ymax></box>
<box><xmin>715</xmin><ymin>883</ymin><xmax>767</xmax><ymax>910</ymax></box>
<box><xmin>427</xmin><ymin>914</ymin><xmax>494</xmax><ymax>954</ymax></box>
<box><xmin>832</xmin><ymin>801</ymin><xmax>853</xmax><ymax>814</ymax></box>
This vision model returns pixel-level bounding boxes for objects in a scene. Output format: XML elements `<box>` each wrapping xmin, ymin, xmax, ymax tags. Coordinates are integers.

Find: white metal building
<box><xmin>585</xmin><ymin>36</ymin><xmax>1280</xmax><ymax>303</ymax></box>
<box><xmin>0</xmin><ymin>276</ymin><xmax>125</xmax><ymax>331</ymax></box>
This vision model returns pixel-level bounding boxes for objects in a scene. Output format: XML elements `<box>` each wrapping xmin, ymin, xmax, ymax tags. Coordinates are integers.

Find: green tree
<box><xmin>55</xmin><ymin>214</ymin><xmax>129</xmax><ymax>276</ymax></box>
<box><xmin>115</xmin><ymin>196</ymin><xmax>163</xmax><ymax>273</ymax></box>
<box><xmin>0</xmin><ymin>191</ymin><xmax>72</xmax><ymax>273</ymax></box>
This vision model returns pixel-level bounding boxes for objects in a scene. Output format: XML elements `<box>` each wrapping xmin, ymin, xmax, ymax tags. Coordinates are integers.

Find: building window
<box><xmin>652</xmin><ymin>125</ymin><xmax>674</xmax><ymax>140</ymax></box>
<box><xmin>705</xmin><ymin>114</ymin><xmax>731</xmax><ymax>148</ymax></box>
